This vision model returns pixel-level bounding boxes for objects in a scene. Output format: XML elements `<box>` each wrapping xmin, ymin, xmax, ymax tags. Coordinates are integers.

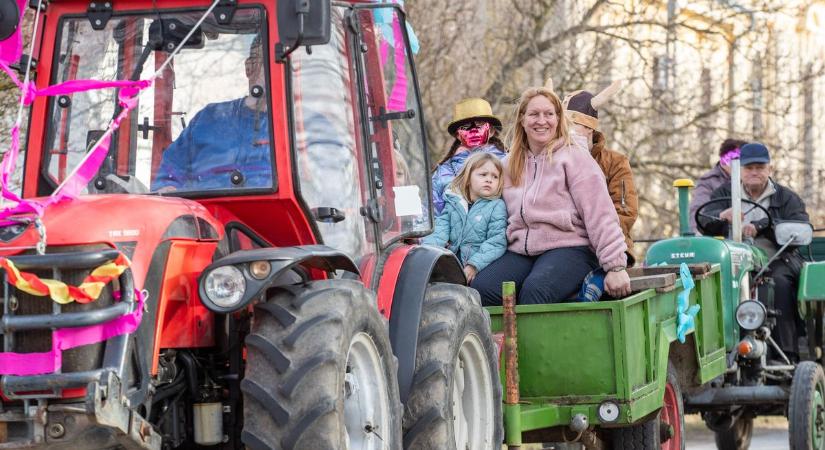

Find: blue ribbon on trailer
<box><xmin>676</xmin><ymin>263</ymin><xmax>701</xmax><ymax>343</ymax></box>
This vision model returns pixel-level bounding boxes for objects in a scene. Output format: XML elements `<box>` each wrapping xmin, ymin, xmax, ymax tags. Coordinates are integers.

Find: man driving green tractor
<box><xmin>699</xmin><ymin>142</ymin><xmax>810</xmax><ymax>362</ymax></box>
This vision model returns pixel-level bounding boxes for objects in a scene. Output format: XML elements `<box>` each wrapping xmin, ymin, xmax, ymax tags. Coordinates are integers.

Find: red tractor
<box><xmin>0</xmin><ymin>0</ymin><xmax>501</xmax><ymax>448</ymax></box>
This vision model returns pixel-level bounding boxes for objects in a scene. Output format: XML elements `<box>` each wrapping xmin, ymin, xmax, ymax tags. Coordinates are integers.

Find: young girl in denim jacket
<box><xmin>424</xmin><ymin>152</ymin><xmax>507</xmax><ymax>283</ymax></box>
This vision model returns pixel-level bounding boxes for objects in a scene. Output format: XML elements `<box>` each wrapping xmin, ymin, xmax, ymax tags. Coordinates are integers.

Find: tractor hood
<box><xmin>646</xmin><ymin>235</ymin><xmax>767</xmax><ymax>349</ymax></box>
<box><xmin>0</xmin><ymin>195</ymin><xmax>223</xmax><ymax>285</ymax></box>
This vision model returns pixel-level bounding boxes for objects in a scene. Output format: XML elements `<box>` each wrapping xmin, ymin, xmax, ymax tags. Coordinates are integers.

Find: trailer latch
<box><xmin>87</xmin><ymin>1</ymin><xmax>112</xmax><ymax>31</ymax></box>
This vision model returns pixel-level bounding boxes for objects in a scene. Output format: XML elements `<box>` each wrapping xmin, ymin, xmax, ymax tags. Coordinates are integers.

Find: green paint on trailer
<box><xmin>488</xmin><ymin>266</ymin><xmax>727</xmax><ymax>439</ymax></box>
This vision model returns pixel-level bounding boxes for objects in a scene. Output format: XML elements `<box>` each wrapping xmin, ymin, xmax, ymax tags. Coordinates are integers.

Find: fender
<box><xmin>197</xmin><ymin>245</ymin><xmax>359</xmax><ymax>313</ymax></box>
<box><xmin>382</xmin><ymin>244</ymin><xmax>465</xmax><ymax>403</ymax></box>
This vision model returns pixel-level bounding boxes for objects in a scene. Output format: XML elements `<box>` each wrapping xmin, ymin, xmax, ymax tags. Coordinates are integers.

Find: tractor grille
<box><xmin>1</xmin><ymin>245</ymin><xmax>115</xmax><ymax>374</ymax></box>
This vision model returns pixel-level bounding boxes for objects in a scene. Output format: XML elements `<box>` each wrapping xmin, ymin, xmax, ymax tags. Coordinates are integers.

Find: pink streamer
<box><xmin>0</xmin><ymin>0</ymin><xmax>25</xmax><ymax>65</ymax></box>
<box><xmin>0</xmin><ymin>6</ymin><xmax>151</xmax><ymax>376</ymax></box>
<box><xmin>0</xmin><ymin>289</ymin><xmax>145</xmax><ymax>376</ymax></box>
<box><xmin>386</xmin><ymin>18</ymin><xmax>408</xmax><ymax>112</ymax></box>
<box><xmin>0</xmin><ymin>61</ymin><xmax>151</xmax><ymax>224</ymax></box>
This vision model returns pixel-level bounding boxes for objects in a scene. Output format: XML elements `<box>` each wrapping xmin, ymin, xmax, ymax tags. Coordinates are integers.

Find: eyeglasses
<box><xmin>458</xmin><ymin>120</ymin><xmax>488</xmax><ymax>131</ymax></box>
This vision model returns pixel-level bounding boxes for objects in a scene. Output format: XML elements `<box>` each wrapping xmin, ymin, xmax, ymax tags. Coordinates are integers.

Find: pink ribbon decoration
<box><xmin>386</xmin><ymin>17</ymin><xmax>408</xmax><ymax>112</ymax></box>
<box><xmin>0</xmin><ymin>61</ymin><xmax>152</xmax><ymax>225</ymax></box>
<box><xmin>0</xmin><ymin>0</ymin><xmax>25</xmax><ymax>66</ymax></box>
<box><xmin>378</xmin><ymin>14</ymin><xmax>409</xmax><ymax>112</ymax></box>
<box><xmin>0</xmin><ymin>289</ymin><xmax>145</xmax><ymax>376</ymax></box>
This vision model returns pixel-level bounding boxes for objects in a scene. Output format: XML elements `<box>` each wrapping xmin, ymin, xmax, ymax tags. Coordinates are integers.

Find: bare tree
<box><xmin>406</xmin><ymin>0</ymin><xmax>825</xmax><ymax>243</ymax></box>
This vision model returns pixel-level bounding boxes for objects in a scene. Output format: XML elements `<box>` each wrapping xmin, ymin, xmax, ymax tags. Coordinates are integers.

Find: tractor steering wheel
<box><xmin>694</xmin><ymin>197</ymin><xmax>773</xmax><ymax>237</ymax></box>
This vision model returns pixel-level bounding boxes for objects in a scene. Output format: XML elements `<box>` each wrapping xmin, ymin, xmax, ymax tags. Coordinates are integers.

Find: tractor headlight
<box><xmin>735</xmin><ymin>300</ymin><xmax>766</xmax><ymax>331</ymax></box>
<box><xmin>598</xmin><ymin>400</ymin><xmax>620</xmax><ymax>423</ymax></box>
<box><xmin>203</xmin><ymin>265</ymin><xmax>246</xmax><ymax>308</ymax></box>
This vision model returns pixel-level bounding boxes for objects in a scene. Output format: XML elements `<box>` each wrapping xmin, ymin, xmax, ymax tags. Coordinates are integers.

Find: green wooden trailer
<box><xmin>488</xmin><ymin>264</ymin><xmax>727</xmax><ymax>448</ymax></box>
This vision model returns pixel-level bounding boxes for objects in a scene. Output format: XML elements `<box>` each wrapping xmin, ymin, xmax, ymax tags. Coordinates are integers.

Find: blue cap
<box><xmin>740</xmin><ymin>142</ymin><xmax>770</xmax><ymax>166</ymax></box>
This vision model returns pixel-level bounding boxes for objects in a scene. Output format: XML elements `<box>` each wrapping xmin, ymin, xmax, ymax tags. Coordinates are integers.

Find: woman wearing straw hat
<box><xmin>432</xmin><ymin>98</ymin><xmax>507</xmax><ymax>214</ymax></box>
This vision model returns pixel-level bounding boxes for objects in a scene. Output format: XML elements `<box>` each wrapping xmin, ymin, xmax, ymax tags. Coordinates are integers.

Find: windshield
<box><xmin>43</xmin><ymin>8</ymin><xmax>274</xmax><ymax>195</ymax></box>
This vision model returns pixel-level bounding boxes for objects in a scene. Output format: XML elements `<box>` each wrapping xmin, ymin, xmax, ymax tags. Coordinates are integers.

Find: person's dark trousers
<box><xmin>471</xmin><ymin>246</ymin><xmax>599</xmax><ymax>306</ymax></box>
<box><xmin>760</xmin><ymin>256</ymin><xmax>802</xmax><ymax>356</ymax></box>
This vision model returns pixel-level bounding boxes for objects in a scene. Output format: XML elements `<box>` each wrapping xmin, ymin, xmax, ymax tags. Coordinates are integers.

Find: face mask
<box><xmin>457</xmin><ymin>122</ymin><xmax>491</xmax><ymax>148</ymax></box>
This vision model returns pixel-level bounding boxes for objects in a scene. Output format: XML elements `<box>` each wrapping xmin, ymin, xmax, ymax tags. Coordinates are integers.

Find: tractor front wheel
<box><xmin>241</xmin><ymin>280</ymin><xmax>402</xmax><ymax>449</ymax></box>
<box><xmin>402</xmin><ymin>283</ymin><xmax>503</xmax><ymax>449</ymax></box>
<box><xmin>612</xmin><ymin>362</ymin><xmax>684</xmax><ymax>450</ymax></box>
<box><xmin>789</xmin><ymin>361</ymin><xmax>825</xmax><ymax>450</ymax></box>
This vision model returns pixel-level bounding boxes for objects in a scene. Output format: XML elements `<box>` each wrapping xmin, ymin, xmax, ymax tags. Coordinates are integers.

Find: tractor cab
<box><xmin>22</xmin><ymin>0</ymin><xmax>431</xmax><ymax>267</ymax></box>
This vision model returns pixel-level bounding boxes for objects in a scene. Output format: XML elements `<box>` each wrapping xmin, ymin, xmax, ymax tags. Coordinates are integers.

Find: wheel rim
<box><xmin>344</xmin><ymin>332</ymin><xmax>392</xmax><ymax>450</ymax></box>
<box><xmin>812</xmin><ymin>380</ymin><xmax>825</xmax><ymax>449</ymax></box>
<box><xmin>660</xmin><ymin>381</ymin><xmax>682</xmax><ymax>450</ymax></box>
<box><xmin>452</xmin><ymin>332</ymin><xmax>495</xmax><ymax>449</ymax></box>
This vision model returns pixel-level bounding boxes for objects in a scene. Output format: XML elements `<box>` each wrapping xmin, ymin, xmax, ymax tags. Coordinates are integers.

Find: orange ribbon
<box><xmin>0</xmin><ymin>253</ymin><xmax>130</xmax><ymax>304</ymax></box>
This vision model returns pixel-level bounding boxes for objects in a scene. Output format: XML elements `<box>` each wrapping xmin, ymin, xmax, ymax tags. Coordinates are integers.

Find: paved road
<box><xmin>524</xmin><ymin>416</ymin><xmax>789</xmax><ymax>449</ymax></box>
<box><xmin>686</xmin><ymin>416</ymin><xmax>788</xmax><ymax>450</ymax></box>
<box><xmin>687</xmin><ymin>429</ymin><xmax>788</xmax><ymax>449</ymax></box>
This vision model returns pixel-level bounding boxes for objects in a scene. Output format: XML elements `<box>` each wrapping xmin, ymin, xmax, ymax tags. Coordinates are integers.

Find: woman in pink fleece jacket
<box><xmin>471</xmin><ymin>82</ymin><xmax>631</xmax><ymax>305</ymax></box>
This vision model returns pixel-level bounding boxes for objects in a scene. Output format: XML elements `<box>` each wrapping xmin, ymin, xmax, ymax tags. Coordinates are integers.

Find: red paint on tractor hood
<box><xmin>0</xmin><ymin>195</ymin><xmax>224</xmax><ymax>288</ymax></box>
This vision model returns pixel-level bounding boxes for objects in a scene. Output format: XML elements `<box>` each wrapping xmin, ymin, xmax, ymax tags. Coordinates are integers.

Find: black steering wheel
<box><xmin>694</xmin><ymin>196</ymin><xmax>773</xmax><ymax>237</ymax></box>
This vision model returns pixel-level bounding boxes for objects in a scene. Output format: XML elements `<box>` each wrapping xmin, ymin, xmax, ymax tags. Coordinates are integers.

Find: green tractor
<box><xmin>646</xmin><ymin>179</ymin><xmax>825</xmax><ymax>450</ymax></box>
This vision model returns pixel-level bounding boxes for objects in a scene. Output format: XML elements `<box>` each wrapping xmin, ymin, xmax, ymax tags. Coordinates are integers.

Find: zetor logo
<box><xmin>671</xmin><ymin>252</ymin><xmax>695</xmax><ymax>259</ymax></box>
<box><xmin>109</xmin><ymin>229</ymin><xmax>140</xmax><ymax>238</ymax></box>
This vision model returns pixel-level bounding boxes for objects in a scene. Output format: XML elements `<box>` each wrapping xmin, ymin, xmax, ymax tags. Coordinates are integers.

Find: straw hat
<box><xmin>447</xmin><ymin>98</ymin><xmax>502</xmax><ymax>135</ymax></box>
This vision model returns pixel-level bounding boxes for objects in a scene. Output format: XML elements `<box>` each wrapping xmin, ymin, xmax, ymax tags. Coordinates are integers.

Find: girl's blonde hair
<box><xmin>504</xmin><ymin>83</ymin><xmax>570</xmax><ymax>186</ymax></box>
<box><xmin>450</xmin><ymin>152</ymin><xmax>504</xmax><ymax>201</ymax></box>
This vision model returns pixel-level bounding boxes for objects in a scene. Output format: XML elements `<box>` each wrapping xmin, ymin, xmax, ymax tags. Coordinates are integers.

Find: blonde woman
<box><xmin>471</xmin><ymin>80</ymin><xmax>631</xmax><ymax>305</ymax></box>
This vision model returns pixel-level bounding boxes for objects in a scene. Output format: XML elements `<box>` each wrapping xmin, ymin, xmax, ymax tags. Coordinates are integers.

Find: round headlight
<box><xmin>598</xmin><ymin>400</ymin><xmax>620</xmax><ymax>423</ymax></box>
<box><xmin>204</xmin><ymin>265</ymin><xmax>246</xmax><ymax>308</ymax></box>
<box><xmin>735</xmin><ymin>300</ymin><xmax>766</xmax><ymax>331</ymax></box>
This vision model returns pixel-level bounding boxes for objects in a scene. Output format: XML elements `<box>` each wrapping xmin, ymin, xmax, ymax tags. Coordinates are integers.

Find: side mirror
<box><xmin>148</xmin><ymin>19</ymin><xmax>205</xmax><ymax>52</ymax></box>
<box><xmin>775</xmin><ymin>221</ymin><xmax>813</xmax><ymax>246</ymax></box>
<box><xmin>276</xmin><ymin>0</ymin><xmax>331</xmax><ymax>60</ymax></box>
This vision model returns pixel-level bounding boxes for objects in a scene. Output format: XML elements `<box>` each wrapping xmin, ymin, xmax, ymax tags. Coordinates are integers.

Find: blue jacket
<box><xmin>423</xmin><ymin>189</ymin><xmax>507</xmax><ymax>271</ymax></box>
<box><xmin>153</xmin><ymin>99</ymin><xmax>273</xmax><ymax>191</ymax></box>
<box><xmin>431</xmin><ymin>144</ymin><xmax>506</xmax><ymax>214</ymax></box>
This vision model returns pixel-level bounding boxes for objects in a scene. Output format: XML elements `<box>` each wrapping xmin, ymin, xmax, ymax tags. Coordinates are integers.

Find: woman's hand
<box><xmin>604</xmin><ymin>269</ymin><xmax>631</xmax><ymax>298</ymax></box>
<box><xmin>464</xmin><ymin>265</ymin><xmax>478</xmax><ymax>284</ymax></box>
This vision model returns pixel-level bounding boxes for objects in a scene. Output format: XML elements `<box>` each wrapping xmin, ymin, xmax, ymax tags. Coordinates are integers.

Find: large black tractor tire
<box><xmin>789</xmin><ymin>361</ymin><xmax>825</xmax><ymax>450</ymax></box>
<box><xmin>241</xmin><ymin>280</ymin><xmax>402</xmax><ymax>450</ymax></box>
<box><xmin>612</xmin><ymin>362</ymin><xmax>684</xmax><ymax>450</ymax></box>
<box><xmin>714</xmin><ymin>415</ymin><xmax>753</xmax><ymax>450</ymax></box>
<box><xmin>402</xmin><ymin>283</ymin><xmax>503</xmax><ymax>449</ymax></box>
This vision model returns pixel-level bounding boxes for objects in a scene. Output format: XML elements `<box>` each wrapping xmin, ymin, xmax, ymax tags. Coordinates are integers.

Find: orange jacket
<box><xmin>591</xmin><ymin>131</ymin><xmax>639</xmax><ymax>265</ymax></box>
